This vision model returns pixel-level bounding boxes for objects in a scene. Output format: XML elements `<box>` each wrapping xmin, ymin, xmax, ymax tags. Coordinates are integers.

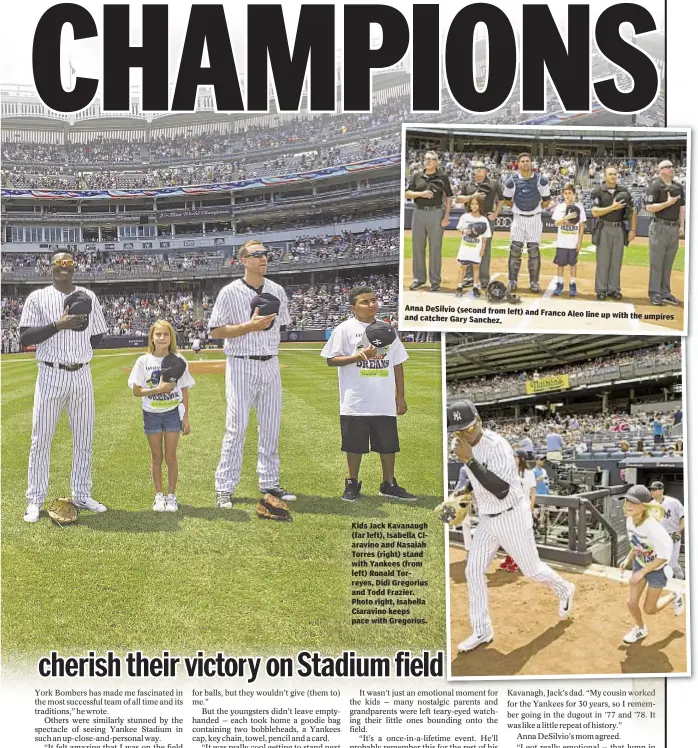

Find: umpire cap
<box><xmin>618</xmin><ymin>484</ymin><xmax>652</xmax><ymax>504</ymax></box>
<box><xmin>563</xmin><ymin>204</ymin><xmax>581</xmax><ymax>225</ymax></box>
<box><xmin>160</xmin><ymin>353</ymin><xmax>187</xmax><ymax>383</ymax></box>
<box><xmin>486</xmin><ymin>280</ymin><xmax>508</xmax><ymax>303</ymax></box>
<box><xmin>447</xmin><ymin>400</ymin><xmax>479</xmax><ymax>432</ymax></box>
<box><xmin>64</xmin><ymin>289</ymin><xmax>92</xmax><ymax>316</ymax></box>
<box><xmin>363</xmin><ymin>320</ymin><xmax>396</xmax><ymax>349</ymax></box>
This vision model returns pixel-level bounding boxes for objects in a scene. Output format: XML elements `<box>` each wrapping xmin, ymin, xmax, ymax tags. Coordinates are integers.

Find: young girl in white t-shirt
<box><xmin>128</xmin><ymin>320</ymin><xmax>194</xmax><ymax>512</ymax></box>
<box><xmin>455</xmin><ymin>196</ymin><xmax>492</xmax><ymax>299</ymax></box>
<box><xmin>619</xmin><ymin>485</ymin><xmax>684</xmax><ymax>644</ymax></box>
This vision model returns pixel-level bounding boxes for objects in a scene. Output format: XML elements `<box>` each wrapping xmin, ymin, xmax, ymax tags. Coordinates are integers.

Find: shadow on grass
<box><xmin>79</xmin><ymin>506</ymin><xmax>251</xmax><ymax>533</ymax></box>
<box><xmin>287</xmin><ymin>494</ymin><xmax>442</xmax><ymax>519</ymax></box>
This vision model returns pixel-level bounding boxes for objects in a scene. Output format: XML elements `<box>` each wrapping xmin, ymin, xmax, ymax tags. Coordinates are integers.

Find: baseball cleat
<box><xmin>569</xmin><ymin>283</ymin><xmax>577</xmax><ymax>297</ymax></box>
<box><xmin>153</xmin><ymin>493</ymin><xmax>167</xmax><ymax>512</ymax></box>
<box><xmin>165</xmin><ymin>494</ymin><xmax>179</xmax><ymax>512</ymax></box>
<box><xmin>597</xmin><ymin>293</ymin><xmax>607</xmax><ymax>301</ymax></box>
<box><xmin>24</xmin><ymin>504</ymin><xmax>41</xmax><ymax>523</ymax></box>
<box><xmin>216</xmin><ymin>491</ymin><xmax>233</xmax><ymax>509</ymax></box>
<box><xmin>379</xmin><ymin>479</ymin><xmax>417</xmax><ymax>501</ymax></box>
<box><xmin>651</xmin><ymin>295</ymin><xmax>665</xmax><ymax>306</ymax></box>
<box><xmin>608</xmin><ymin>291</ymin><xmax>623</xmax><ymax>300</ymax></box>
<box><xmin>457</xmin><ymin>631</ymin><xmax>494</xmax><ymax>652</ymax></box>
<box><xmin>409</xmin><ymin>280</ymin><xmax>426</xmax><ymax>291</ymax></box>
<box><xmin>673</xmin><ymin>593</ymin><xmax>685</xmax><ymax>616</ymax></box>
<box><xmin>530</xmin><ymin>282</ymin><xmax>541</xmax><ymax>294</ymax></box>
<box><xmin>553</xmin><ymin>282</ymin><xmax>563</xmax><ymax>296</ymax></box>
<box><xmin>623</xmin><ymin>625</ymin><xmax>648</xmax><ymax>644</ymax></box>
<box><xmin>663</xmin><ymin>294</ymin><xmax>681</xmax><ymax>306</ymax></box>
<box><xmin>72</xmin><ymin>497</ymin><xmax>107</xmax><ymax>512</ymax></box>
<box><xmin>429</xmin><ymin>285</ymin><xmax>441</xmax><ymax>293</ymax></box>
<box><xmin>263</xmin><ymin>486</ymin><xmax>296</xmax><ymax>501</ymax></box>
<box><xmin>342</xmin><ymin>478</ymin><xmax>361</xmax><ymax>502</ymax></box>
<box><xmin>559</xmin><ymin>583</ymin><xmax>575</xmax><ymax>618</ymax></box>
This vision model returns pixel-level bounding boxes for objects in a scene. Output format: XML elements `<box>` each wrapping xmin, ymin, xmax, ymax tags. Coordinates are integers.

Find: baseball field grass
<box><xmin>403</xmin><ymin>232</ymin><xmax>685</xmax><ymax>271</ymax></box>
<box><xmin>1</xmin><ymin>343</ymin><xmax>446</xmax><ymax>662</ymax></box>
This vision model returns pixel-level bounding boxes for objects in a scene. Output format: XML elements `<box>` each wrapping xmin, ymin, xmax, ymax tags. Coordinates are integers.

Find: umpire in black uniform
<box><xmin>455</xmin><ymin>160</ymin><xmax>503</xmax><ymax>287</ymax></box>
<box><xmin>405</xmin><ymin>151</ymin><xmax>453</xmax><ymax>292</ymax></box>
<box><xmin>590</xmin><ymin>166</ymin><xmax>637</xmax><ymax>300</ymax></box>
<box><xmin>645</xmin><ymin>160</ymin><xmax>685</xmax><ymax>306</ymax></box>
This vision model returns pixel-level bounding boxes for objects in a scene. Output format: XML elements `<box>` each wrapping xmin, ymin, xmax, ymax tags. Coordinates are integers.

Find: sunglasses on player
<box><xmin>245</xmin><ymin>250</ymin><xmax>268</xmax><ymax>259</ymax></box>
<box><xmin>52</xmin><ymin>258</ymin><xmax>76</xmax><ymax>268</ymax></box>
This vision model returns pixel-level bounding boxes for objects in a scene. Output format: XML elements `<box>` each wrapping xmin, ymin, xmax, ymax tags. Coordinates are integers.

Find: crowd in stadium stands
<box><xmin>447</xmin><ymin>341</ymin><xmax>682</xmax><ymax>398</ymax></box>
<box><xmin>1</xmin><ymin>270</ymin><xmax>407</xmax><ymax>351</ymax></box>
<box><xmin>1</xmin><ymin>228</ymin><xmax>400</xmax><ymax>276</ymax></box>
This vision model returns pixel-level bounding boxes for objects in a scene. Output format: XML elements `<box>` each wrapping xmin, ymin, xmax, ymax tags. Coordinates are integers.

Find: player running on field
<box><xmin>447</xmin><ymin>401</ymin><xmax>575</xmax><ymax>652</ymax></box>
<box><xmin>618</xmin><ymin>485</ymin><xmax>684</xmax><ymax>644</ymax></box>
<box><xmin>128</xmin><ymin>320</ymin><xmax>194</xmax><ymax>512</ymax></box>
<box><xmin>501</xmin><ymin>449</ymin><xmax>537</xmax><ymax>574</ymax></box>
<box><xmin>551</xmin><ymin>184</ymin><xmax>586</xmax><ymax>297</ymax></box>
<box><xmin>649</xmin><ymin>480</ymin><xmax>685</xmax><ymax>580</ymax></box>
<box><xmin>321</xmin><ymin>286</ymin><xmax>416</xmax><ymax>503</ymax></box>
<box><xmin>455</xmin><ymin>195</ymin><xmax>492</xmax><ymax>299</ymax></box>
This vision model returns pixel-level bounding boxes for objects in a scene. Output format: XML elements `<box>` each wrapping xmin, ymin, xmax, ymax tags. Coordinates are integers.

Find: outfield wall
<box><xmin>404</xmin><ymin>206</ymin><xmax>653</xmax><ymax>237</ymax></box>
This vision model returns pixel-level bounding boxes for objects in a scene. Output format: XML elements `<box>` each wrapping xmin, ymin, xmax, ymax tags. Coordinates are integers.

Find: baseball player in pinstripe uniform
<box><xmin>502</xmin><ymin>153</ymin><xmax>551</xmax><ymax>295</ymax></box>
<box><xmin>208</xmin><ymin>240</ymin><xmax>295</xmax><ymax>507</ymax></box>
<box><xmin>447</xmin><ymin>400</ymin><xmax>575</xmax><ymax>652</ymax></box>
<box><xmin>19</xmin><ymin>250</ymin><xmax>109</xmax><ymax>523</ymax></box>
<box><xmin>650</xmin><ymin>481</ymin><xmax>685</xmax><ymax>580</ymax></box>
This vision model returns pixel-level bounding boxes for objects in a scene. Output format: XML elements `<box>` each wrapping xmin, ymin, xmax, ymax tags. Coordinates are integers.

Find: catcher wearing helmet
<box><xmin>551</xmin><ymin>184</ymin><xmax>587</xmax><ymax>297</ymax></box>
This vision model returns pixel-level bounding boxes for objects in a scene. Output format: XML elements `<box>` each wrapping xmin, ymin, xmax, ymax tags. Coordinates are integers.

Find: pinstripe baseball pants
<box><xmin>511</xmin><ymin>214</ymin><xmax>542</xmax><ymax>243</ymax></box>
<box><xmin>465</xmin><ymin>501</ymin><xmax>570</xmax><ymax>636</ymax></box>
<box><xmin>510</xmin><ymin>214</ymin><xmax>543</xmax><ymax>284</ymax></box>
<box><xmin>27</xmin><ymin>364</ymin><xmax>95</xmax><ymax>504</ymax></box>
<box><xmin>215</xmin><ymin>357</ymin><xmax>282</xmax><ymax>493</ymax></box>
<box><xmin>670</xmin><ymin>539</ymin><xmax>684</xmax><ymax>578</ymax></box>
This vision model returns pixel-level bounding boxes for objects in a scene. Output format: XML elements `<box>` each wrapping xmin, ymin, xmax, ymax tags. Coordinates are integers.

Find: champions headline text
<box><xmin>34</xmin><ymin>3</ymin><xmax>659</xmax><ymax>114</ymax></box>
<box><xmin>37</xmin><ymin>651</ymin><xmax>444</xmax><ymax>682</ymax></box>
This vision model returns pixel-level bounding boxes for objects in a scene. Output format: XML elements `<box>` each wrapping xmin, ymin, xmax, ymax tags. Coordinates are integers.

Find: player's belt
<box><xmin>483</xmin><ymin>506</ymin><xmax>515</xmax><ymax>518</ymax></box>
<box><xmin>234</xmin><ymin>355</ymin><xmax>275</xmax><ymax>361</ymax></box>
<box><xmin>653</xmin><ymin>217</ymin><xmax>680</xmax><ymax>226</ymax></box>
<box><xmin>41</xmin><ymin>361</ymin><xmax>85</xmax><ymax>371</ymax></box>
<box><xmin>515</xmin><ymin>211</ymin><xmax>540</xmax><ymax>217</ymax></box>
<box><xmin>415</xmin><ymin>205</ymin><xmax>442</xmax><ymax>211</ymax></box>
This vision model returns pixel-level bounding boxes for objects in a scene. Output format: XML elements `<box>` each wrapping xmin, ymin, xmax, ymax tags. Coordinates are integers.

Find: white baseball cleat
<box><xmin>457</xmin><ymin>631</ymin><xmax>494</xmax><ymax>652</ymax></box>
<box><xmin>165</xmin><ymin>494</ymin><xmax>179</xmax><ymax>512</ymax></box>
<box><xmin>559</xmin><ymin>583</ymin><xmax>575</xmax><ymax>619</ymax></box>
<box><xmin>72</xmin><ymin>497</ymin><xmax>107</xmax><ymax>512</ymax></box>
<box><xmin>673</xmin><ymin>593</ymin><xmax>685</xmax><ymax>616</ymax></box>
<box><xmin>153</xmin><ymin>493</ymin><xmax>167</xmax><ymax>512</ymax></box>
<box><xmin>623</xmin><ymin>625</ymin><xmax>648</xmax><ymax>644</ymax></box>
<box><xmin>24</xmin><ymin>504</ymin><xmax>41</xmax><ymax>523</ymax></box>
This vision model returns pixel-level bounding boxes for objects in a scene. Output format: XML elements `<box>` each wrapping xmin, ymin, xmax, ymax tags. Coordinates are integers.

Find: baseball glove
<box><xmin>47</xmin><ymin>499</ymin><xmax>79</xmax><ymax>525</ymax></box>
<box><xmin>256</xmin><ymin>493</ymin><xmax>292</xmax><ymax>522</ymax></box>
<box><xmin>434</xmin><ymin>491</ymin><xmax>473</xmax><ymax>527</ymax></box>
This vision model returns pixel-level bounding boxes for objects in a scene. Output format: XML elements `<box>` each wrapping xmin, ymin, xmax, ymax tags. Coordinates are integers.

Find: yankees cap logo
<box><xmin>453</xmin><ymin>411</ymin><xmax>462</xmax><ymax>421</ymax></box>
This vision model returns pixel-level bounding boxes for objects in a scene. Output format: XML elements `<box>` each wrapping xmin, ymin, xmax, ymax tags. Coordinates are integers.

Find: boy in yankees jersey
<box><xmin>502</xmin><ymin>153</ymin><xmax>551</xmax><ymax>295</ymax></box>
<box><xmin>447</xmin><ymin>400</ymin><xmax>575</xmax><ymax>652</ymax></box>
<box><xmin>650</xmin><ymin>481</ymin><xmax>685</xmax><ymax>580</ymax></box>
<box><xmin>19</xmin><ymin>250</ymin><xmax>109</xmax><ymax>522</ymax></box>
<box><xmin>208</xmin><ymin>240</ymin><xmax>295</xmax><ymax>507</ymax></box>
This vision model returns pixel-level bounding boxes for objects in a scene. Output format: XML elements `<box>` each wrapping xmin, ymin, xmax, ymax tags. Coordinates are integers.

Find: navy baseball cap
<box><xmin>447</xmin><ymin>400</ymin><xmax>479</xmax><ymax>432</ymax></box>
<box><xmin>649</xmin><ymin>481</ymin><xmax>664</xmax><ymax>491</ymax></box>
<box><xmin>363</xmin><ymin>320</ymin><xmax>396</xmax><ymax>349</ymax></box>
<box><xmin>619</xmin><ymin>485</ymin><xmax>653</xmax><ymax>504</ymax></box>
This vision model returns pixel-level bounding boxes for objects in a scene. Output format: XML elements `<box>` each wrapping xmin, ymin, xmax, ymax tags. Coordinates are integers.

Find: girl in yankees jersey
<box><xmin>618</xmin><ymin>485</ymin><xmax>684</xmax><ymax>644</ymax></box>
<box><xmin>19</xmin><ymin>250</ymin><xmax>109</xmax><ymax>523</ymax></box>
<box><xmin>447</xmin><ymin>400</ymin><xmax>575</xmax><ymax>653</ymax></box>
<box><xmin>128</xmin><ymin>320</ymin><xmax>194</xmax><ymax>512</ymax></box>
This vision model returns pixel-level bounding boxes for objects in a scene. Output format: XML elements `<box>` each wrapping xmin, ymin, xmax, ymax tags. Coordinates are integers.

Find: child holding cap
<box><xmin>619</xmin><ymin>484</ymin><xmax>684</xmax><ymax>644</ymax></box>
<box><xmin>321</xmin><ymin>286</ymin><xmax>416</xmax><ymax>502</ymax></box>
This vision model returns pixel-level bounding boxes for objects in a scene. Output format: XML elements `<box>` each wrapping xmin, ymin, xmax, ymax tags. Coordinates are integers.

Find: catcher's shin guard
<box><xmin>509</xmin><ymin>240</ymin><xmax>523</xmax><ymax>283</ymax></box>
<box><xmin>527</xmin><ymin>242</ymin><xmax>541</xmax><ymax>284</ymax></box>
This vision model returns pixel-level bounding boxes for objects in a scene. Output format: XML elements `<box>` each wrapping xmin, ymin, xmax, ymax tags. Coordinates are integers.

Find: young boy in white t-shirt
<box><xmin>321</xmin><ymin>286</ymin><xmax>416</xmax><ymax>502</ymax></box>
<box><xmin>551</xmin><ymin>183</ymin><xmax>587</xmax><ymax>297</ymax></box>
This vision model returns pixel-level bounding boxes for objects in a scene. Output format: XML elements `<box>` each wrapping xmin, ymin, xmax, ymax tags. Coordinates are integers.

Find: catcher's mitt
<box><xmin>256</xmin><ymin>493</ymin><xmax>292</xmax><ymax>522</ymax></box>
<box><xmin>47</xmin><ymin>499</ymin><xmax>79</xmax><ymax>526</ymax></box>
<box><xmin>434</xmin><ymin>491</ymin><xmax>473</xmax><ymax>527</ymax></box>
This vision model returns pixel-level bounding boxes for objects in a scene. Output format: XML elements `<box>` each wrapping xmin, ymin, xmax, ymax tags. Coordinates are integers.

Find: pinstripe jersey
<box><xmin>19</xmin><ymin>285</ymin><xmax>108</xmax><ymax>364</ymax></box>
<box><xmin>464</xmin><ymin>430</ymin><xmax>526</xmax><ymax>515</ymax></box>
<box><xmin>208</xmin><ymin>279</ymin><xmax>291</xmax><ymax>356</ymax></box>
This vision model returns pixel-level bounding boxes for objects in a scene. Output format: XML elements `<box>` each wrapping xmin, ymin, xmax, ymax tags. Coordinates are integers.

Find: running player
<box><xmin>649</xmin><ymin>481</ymin><xmax>685</xmax><ymax>580</ymax></box>
<box><xmin>208</xmin><ymin>239</ymin><xmax>294</xmax><ymax>507</ymax></box>
<box><xmin>447</xmin><ymin>400</ymin><xmax>575</xmax><ymax>652</ymax></box>
<box><xmin>19</xmin><ymin>250</ymin><xmax>109</xmax><ymax>522</ymax></box>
